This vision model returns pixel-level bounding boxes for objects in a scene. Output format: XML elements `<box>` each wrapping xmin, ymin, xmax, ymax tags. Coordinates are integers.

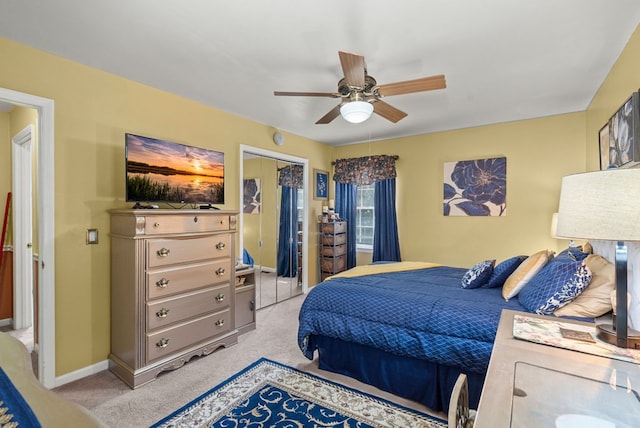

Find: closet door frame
<box><xmin>239</xmin><ymin>145</ymin><xmax>309</xmax><ymax>296</ymax></box>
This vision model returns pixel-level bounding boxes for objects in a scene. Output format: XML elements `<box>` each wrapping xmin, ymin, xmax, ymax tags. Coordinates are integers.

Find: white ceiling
<box><xmin>1</xmin><ymin>1</ymin><xmax>639</xmax><ymax>146</ymax></box>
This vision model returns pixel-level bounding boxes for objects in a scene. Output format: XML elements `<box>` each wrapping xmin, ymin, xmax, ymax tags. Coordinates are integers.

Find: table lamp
<box><xmin>555</xmin><ymin>168</ymin><xmax>640</xmax><ymax>349</ymax></box>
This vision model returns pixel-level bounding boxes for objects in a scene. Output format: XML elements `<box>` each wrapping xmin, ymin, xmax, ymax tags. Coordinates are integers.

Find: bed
<box><xmin>297</xmin><ymin>251</ymin><xmax>609</xmax><ymax>412</ymax></box>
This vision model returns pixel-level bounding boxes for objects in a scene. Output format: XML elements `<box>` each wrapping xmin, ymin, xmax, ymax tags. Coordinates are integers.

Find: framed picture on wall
<box><xmin>599</xmin><ymin>123</ymin><xmax>610</xmax><ymax>170</ymax></box>
<box><xmin>599</xmin><ymin>91</ymin><xmax>640</xmax><ymax>169</ymax></box>
<box><xmin>314</xmin><ymin>169</ymin><xmax>329</xmax><ymax>200</ymax></box>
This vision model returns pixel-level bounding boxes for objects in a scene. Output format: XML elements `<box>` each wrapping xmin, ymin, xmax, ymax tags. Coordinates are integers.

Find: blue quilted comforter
<box><xmin>298</xmin><ymin>266</ymin><xmax>527</xmax><ymax>373</ymax></box>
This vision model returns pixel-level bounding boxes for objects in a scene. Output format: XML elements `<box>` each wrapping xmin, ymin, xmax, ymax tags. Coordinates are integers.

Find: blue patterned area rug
<box><xmin>151</xmin><ymin>358</ymin><xmax>447</xmax><ymax>428</ymax></box>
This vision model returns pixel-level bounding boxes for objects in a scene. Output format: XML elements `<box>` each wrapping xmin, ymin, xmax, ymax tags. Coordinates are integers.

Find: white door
<box><xmin>11</xmin><ymin>125</ymin><xmax>34</xmax><ymax>330</ymax></box>
<box><xmin>1</xmin><ymin>87</ymin><xmax>55</xmax><ymax>388</ymax></box>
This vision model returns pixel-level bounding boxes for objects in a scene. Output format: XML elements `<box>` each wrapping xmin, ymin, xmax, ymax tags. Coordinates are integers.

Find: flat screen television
<box><xmin>125</xmin><ymin>133</ymin><xmax>224</xmax><ymax>205</ymax></box>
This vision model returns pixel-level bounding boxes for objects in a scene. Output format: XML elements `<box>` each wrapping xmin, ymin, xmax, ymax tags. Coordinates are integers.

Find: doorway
<box><xmin>0</xmin><ymin>88</ymin><xmax>55</xmax><ymax>388</ymax></box>
<box><xmin>239</xmin><ymin>145</ymin><xmax>308</xmax><ymax>309</ymax></box>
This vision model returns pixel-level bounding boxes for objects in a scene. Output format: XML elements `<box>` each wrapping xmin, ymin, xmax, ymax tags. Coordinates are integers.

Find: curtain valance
<box><xmin>278</xmin><ymin>164</ymin><xmax>304</xmax><ymax>188</ymax></box>
<box><xmin>333</xmin><ymin>155</ymin><xmax>398</xmax><ymax>185</ymax></box>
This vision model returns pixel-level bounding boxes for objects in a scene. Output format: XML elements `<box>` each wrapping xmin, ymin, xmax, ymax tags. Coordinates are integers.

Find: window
<box><xmin>356</xmin><ymin>184</ymin><xmax>375</xmax><ymax>251</ymax></box>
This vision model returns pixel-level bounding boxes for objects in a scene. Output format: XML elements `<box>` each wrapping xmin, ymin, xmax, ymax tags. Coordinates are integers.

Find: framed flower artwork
<box><xmin>443</xmin><ymin>157</ymin><xmax>506</xmax><ymax>216</ymax></box>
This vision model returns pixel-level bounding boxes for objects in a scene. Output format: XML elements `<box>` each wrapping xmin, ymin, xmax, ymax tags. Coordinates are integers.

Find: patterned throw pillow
<box><xmin>483</xmin><ymin>255</ymin><xmax>528</xmax><ymax>288</ymax></box>
<box><xmin>554</xmin><ymin>254</ymin><xmax>614</xmax><ymax>318</ymax></box>
<box><xmin>518</xmin><ymin>260</ymin><xmax>592</xmax><ymax>315</ymax></box>
<box><xmin>461</xmin><ymin>259</ymin><xmax>495</xmax><ymax>289</ymax></box>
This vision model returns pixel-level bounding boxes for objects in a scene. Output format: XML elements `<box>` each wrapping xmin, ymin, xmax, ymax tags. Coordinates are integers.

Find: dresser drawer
<box><xmin>146</xmin><ymin>285</ymin><xmax>230</xmax><ymax>330</ymax></box>
<box><xmin>144</xmin><ymin>214</ymin><xmax>232</xmax><ymax>235</ymax></box>
<box><xmin>321</xmin><ymin>221</ymin><xmax>346</xmax><ymax>234</ymax></box>
<box><xmin>321</xmin><ymin>244</ymin><xmax>346</xmax><ymax>256</ymax></box>
<box><xmin>146</xmin><ymin>310</ymin><xmax>231</xmax><ymax>363</ymax></box>
<box><xmin>321</xmin><ymin>233</ymin><xmax>346</xmax><ymax>246</ymax></box>
<box><xmin>147</xmin><ymin>234</ymin><xmax>231</xmax><ymax>268</ymax></box>
<box><xmin>147</xmin><ymin>259</ymin><xmax>230</xmax><ymax>300</ymax></box>
<box><xmin>321</xmin><ymin>255</ymin><xmax>347</xmax><ymax>273</ymax></box>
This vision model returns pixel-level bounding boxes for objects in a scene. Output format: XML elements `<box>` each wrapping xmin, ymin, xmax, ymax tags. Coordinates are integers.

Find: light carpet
<box><xmin>151</xmin><ymin>358</ymin><xmax>447</xmax><ymax>428</ymax></box>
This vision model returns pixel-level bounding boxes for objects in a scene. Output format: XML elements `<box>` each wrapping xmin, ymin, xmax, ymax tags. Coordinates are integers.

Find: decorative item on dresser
<box><xmin>109</xmin><ymin>209</ymin><xmax>239</xmax><ymax>388</ymax></box>
<box><xmin>319</xmin><ymin>221</ymin><xmax>347</xmax><ymax>281</ymax></box>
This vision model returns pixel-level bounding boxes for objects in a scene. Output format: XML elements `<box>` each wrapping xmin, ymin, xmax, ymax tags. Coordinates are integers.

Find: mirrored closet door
<box><xmin>240</xmin><ymin>146</ymin><xmax>308</xmax><ymax>310</ymax></box>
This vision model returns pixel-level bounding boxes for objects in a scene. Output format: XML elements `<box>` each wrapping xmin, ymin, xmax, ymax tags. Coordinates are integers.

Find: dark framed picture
<box><xmin>598</xmin><ymin>123</ymin><xmax>610</xmax><ymax>170</ymax></box>
<box><xmin>599</xmin><ymin>91</ymin><xmax>640</xmax><ymax>169</ymax></box>
<box><xmin>313</xmin><ymin>169</ymin><xmax>329</xmax><ymax>200</ymax></box>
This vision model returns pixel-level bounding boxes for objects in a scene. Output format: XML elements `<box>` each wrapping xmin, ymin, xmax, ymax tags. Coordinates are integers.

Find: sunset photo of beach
<box><xmin>125</xmin><ymin>133</ymin><xmax>225</xmax><ymax>204</ymax></box>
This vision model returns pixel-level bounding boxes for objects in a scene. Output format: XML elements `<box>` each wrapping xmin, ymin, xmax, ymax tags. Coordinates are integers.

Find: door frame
<box><xmin>11</xmin><ymin>124</ymin><xmax>34</xmax><ymax>330</ymax></box>
<box><xmin>239</xmin><ymin>145</ymin><xmax>309</xmax><ymax>295</ymax></box>
<box><xmin>0</xmin><ymin>88</ymin><xmax>55</xmax><ymax>388</ymax></box>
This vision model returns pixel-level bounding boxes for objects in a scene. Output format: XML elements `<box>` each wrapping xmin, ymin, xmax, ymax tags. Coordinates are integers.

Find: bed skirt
<box><xmin>313</xmin><ymin>335</ymin><xmax>484</xmax><ymax>413</ymax></box>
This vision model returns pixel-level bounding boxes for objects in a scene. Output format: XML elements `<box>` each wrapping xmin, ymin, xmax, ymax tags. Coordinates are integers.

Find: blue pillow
<box><xmin>554</xmin><ymin>246</ymin><xmax>589</xmax><ymax>264</ymax></box>
<box><xmin>483</xmin><ymin>255</ymin><xmax>527</xmax><ymax>288</ymax></box>
<box><xmin>518</xmin><ymin>260</ymin><xmax>592</xmax><ymax>315</ymax></box>
<box><xmin>461</xmin><ymin>259</ymin><xmax>495</xmax><ymax>289</ymax></box>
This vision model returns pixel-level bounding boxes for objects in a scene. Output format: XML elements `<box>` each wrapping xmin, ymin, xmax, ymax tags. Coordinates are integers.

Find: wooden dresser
<box><xmin>319</xmin><ymin>221</ymin><xmax>347</xmax><ymax>281</ymax></box>
<box><xmin>109</xmin><ymin>209</ymin><xmax>238</xmax><ymax>388</ymax></box>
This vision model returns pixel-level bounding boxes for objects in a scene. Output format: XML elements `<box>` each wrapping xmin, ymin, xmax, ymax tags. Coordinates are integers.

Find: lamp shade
<box><xmin>340</xmin><ymin>101</ymin><xmax>373</xmax><ymax>123</ymax></box>
<box><xmin>556</xmin><ymin>169</ymin><xmax>640</xmax><ymax>241</ymax></box>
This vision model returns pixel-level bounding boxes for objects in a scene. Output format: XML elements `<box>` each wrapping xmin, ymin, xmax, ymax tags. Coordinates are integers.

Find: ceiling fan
<box><xmin>274</xmin><ymin>51</ymin><xmax>446</xmax><ymax>124</ymax></box>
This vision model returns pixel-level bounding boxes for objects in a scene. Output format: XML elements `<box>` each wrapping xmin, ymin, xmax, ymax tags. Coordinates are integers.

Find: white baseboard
<box><xmin>0</xmin><ymin>318</ymin><xmax>12</xmax><ymax>327</ymax></box>
<box><xmin>55</xmin><ymin>359</ymin><xmax>110</xmax><ymax>388</ymax></box>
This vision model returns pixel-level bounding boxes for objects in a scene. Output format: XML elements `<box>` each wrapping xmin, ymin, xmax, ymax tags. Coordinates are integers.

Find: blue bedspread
<box><xmin>298</xmin><ymin>266</ymin><xmax>527</xmax><ymax>374</ymax></box>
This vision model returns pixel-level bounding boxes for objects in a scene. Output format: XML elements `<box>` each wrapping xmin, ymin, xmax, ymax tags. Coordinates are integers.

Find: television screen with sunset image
<box><xmin>125</xmin><ymin>133</ymin><xmax>224</xmax><ymax>204</ymax></box>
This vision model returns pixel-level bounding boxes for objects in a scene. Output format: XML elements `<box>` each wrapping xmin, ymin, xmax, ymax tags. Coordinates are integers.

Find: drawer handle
<box><xmin>153</xmin><ymin>222</ymin><xmax>160</xmax><ymax>228</ymax></box>
<box><xmin>157</xmin><ymin>248</ymin><xmax>170</xmax><ymax>257</ymax></box>
<box><xmin>156</xmin><ymin>278</ymin><xmax>170</xmax><ymax>288</ymax></box>
<box><xmin>156</xmin><ymin>338</ymin><xmax>170</xmax><ymax>348</ymax></box>
<box><xmin>193</xmin><ymin>216</ymin><xmax>198</xmax><ymax>223</ymax></box>
<box><xmin>215</xmin><ymin>293</ymin><xmax>225</xmax><ymax>302</ymax></box>
<box><xmin>156</xmin><ymin>308</ymin><xmax>170</xmax><ymax>318</ymax></box>
<box><xmin>219</xmin><ymin>219</ymin><xmax>225</xmax><ymax>225</ymax></box>
<box><xmin>216</xmin><ymin>267</ymin><xmax>226</xmax><ymax>276</ymax></box>
<box><xmin>215</xmin><ymin>319</ymin><xmax>225</xmax><ymax>327</ymax></box>
<box><xmin>215</xmin><ymin>242</ymin><xmax>226</xmax><ymax>250</ymax></box>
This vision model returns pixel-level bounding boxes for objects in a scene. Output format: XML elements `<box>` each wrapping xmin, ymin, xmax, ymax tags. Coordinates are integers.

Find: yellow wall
<box><xmin>0</xmin><ymin>37</ymin><xmax>331</xmax><ymax>376</ymax></box>
<box><xmin>335</xmin><ymin>113</ymin><xmax>586</xmax><ymax>268</ymax></box>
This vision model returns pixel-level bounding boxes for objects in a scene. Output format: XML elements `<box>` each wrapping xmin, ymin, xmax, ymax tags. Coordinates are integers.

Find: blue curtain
<box><xmin>373</xmin><ymin>178</ymin><xmax>401</xmax><ymax>262</ymax></box>
<box><xmin>277</xmin><ymin>185</ymin><xmax>298</xmax><ymax>276</ymax></box>
<box><xmin>335</xmin><ymin>182</ymin><xmax>357</xmax><ymax>269</ymax></box>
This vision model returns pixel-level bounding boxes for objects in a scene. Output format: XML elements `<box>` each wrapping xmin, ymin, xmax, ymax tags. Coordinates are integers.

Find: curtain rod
<box><xmin>332</xmin><ymin>155</ymin><xmax>399</xmax><ymax>165</ymax></box>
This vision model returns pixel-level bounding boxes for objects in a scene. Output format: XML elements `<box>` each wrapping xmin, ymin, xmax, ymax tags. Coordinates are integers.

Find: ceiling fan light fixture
<box><xmin>340</xmin><ymin>101</ymin><xmax>373</xmax><ymax>123</ymax></box>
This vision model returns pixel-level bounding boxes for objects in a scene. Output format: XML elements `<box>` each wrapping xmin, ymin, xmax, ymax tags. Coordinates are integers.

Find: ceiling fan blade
<box><xmin>373</xmin><ymin>100</ymin><xmax>408</xmax><ymax>123</ymax></box>
<box><xmin>377</xmin><ymin>74</ymin><xmax>446</xmax><ymax>97</ymax></box>
<box><xmin>316</xmin><ymin>104</ymin><xmax>342</xmax><ymax>124</ymax></box>
<box><xmin>274</xmin><ymin>91</ymin><xmax>339</xmax><ymax>97</ymax></box>
<box><xmin>338</xmin><ymin>51</ymin><xmax>365</xmax><ymax>88</ymax></box>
